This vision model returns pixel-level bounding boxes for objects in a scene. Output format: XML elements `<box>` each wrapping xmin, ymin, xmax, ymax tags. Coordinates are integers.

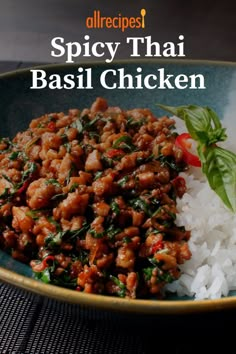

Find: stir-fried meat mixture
<box><xmin>0</xmin><ymin>97</ymin><xmax>191</xmax><ymax>299</ymax></box>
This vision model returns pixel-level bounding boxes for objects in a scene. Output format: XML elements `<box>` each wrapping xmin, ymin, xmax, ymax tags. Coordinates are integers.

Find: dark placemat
<box><xmin>1</xmin><ymin>281</ymin><xmax>236</xmax><ymax>354</ymax></box>
<box><xmin>0</xmin><ymin>283</ymin><xmax>146</xmax><ymax>354</ymax></box>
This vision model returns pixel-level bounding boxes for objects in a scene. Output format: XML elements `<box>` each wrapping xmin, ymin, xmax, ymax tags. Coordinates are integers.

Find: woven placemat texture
<box><xmin>0</xmin><ymin>283</ymin><xmax>147</xmax><ymax>354</ymax></box>
<box><xmin>1</xmin><ymin>282</ymin><xmax>236</xmax><ymax>354</ymax></box>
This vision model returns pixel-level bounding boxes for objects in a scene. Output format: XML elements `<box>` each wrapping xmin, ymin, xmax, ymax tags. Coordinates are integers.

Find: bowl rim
<box><xmin>1</xmin><ymin>58</ymin><xmax>236</xmax><ymax>79</ymax></box>
<box><xmin>1</xmin><ymin>58</ymin><xmax>236</xmax><ymax>315</ymax></box>
<box><xmin>1</xmin><ymin>266</ymin><xmax>236</xmax><ymax>315</ymax></box>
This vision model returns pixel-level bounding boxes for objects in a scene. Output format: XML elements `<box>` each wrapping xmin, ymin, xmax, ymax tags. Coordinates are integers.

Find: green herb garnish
<box><xmin>65</xmin><ymin>163</ymin><xmax>76</xmax><ymax>185</ymax></box>
<box><xmin>45</xmin><ymin>223</ymin><xmax>89</xmax><ymax>250</ymax></box>
<box><xmin>89</xmin><ymin>228</ymin><xmax>106</xmax><ymax>239</ymax></box>
<box><xmin>112</xmin><ymin>135</ymin><xmax>135</xmax><ymax>152</ymax></box>
<box><xmin>117</xmin><ymin>175</ymin><xmax>129</xmax><ymax>187</ymax></box>
<box><xmin>34</xmin><ymin>267</ymin><xmax>52</xmax><ymax>284</ymax></box>
<box><xmin>94</xmin><ymin>171</ymin><xmax>103</xmax><ymax>180</ymax></box>
<box><xmin>158</xmin><ymin>104</ymin><xmax>236</xmax><ymax>212</ymax></box>
<box><xmin>22</xmin><ymin>162</ymin><xmax>37</xmax><ymax>181</ymax></box>
<box><xmin>129</xmin><ymin>197</ymin><xmax>151</xmax><ymax>216</ymax></box>
<box><xmin>69</xmin><ymin>182</ymin><xmax>79</xmax><ymax>192</ymax></box>
<box><xmin>110</xmin><ymin>275</ymin><xmax>127</xmax><ymax>298</ymax></box>
<box><xmin>106</xmin><ymin>224</ymin><xmax>121</xmax><ymax>241</ymax></box>
<box><xmin>45</xmin><ymin>179</ymin><xmax>61</xmax><ymax>187</ymax></box>
<box><xmin>110</xmin><ymin>200</ymin><xmax>120</xmax><ymax>216</ymax></box>
<box><xmin>26</xmin><ymin>210</ymin><xmax>42</xmax><ymax>220</ymax></box>
<box><xmin>72</xmin><ymin>114</ymin><xmax>101</xmax><ymax>133</ymax></box>
<box><xmin>9</xmin><ymin>151</ymin><xmax>21</xmax><ymax>160</ymax></box>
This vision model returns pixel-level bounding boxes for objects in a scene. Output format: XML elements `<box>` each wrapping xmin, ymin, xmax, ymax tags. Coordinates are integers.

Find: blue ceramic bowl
<box><xmin>1</xmin><ymin>59</ymin><xmax>236</xmax><ymax>316</ymax></box>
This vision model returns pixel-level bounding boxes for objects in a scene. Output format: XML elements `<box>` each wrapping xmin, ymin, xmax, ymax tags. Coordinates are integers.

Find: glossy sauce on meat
<box><xmin>0</xmin><ymin>98</ymin><xmax>191</xmax><ymax>299</ymax></box>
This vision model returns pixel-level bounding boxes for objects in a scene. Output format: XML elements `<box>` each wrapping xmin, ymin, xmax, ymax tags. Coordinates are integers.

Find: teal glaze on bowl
<box><xmin>1</xmin><ymin>59</ymin><xmax>236</xmax><ymax>314</ymax></box>
<box><xmin>1</xmin><ymin>59</ymin><xmax>236</xmax><ymax>138</ymax></box>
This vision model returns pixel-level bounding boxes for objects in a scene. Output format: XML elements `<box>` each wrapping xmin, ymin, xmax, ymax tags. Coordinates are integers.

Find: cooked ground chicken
<box><xmin>0</xmin><ymin>98</ymin><xmax>191</xmax><ymax>299</ymax></box>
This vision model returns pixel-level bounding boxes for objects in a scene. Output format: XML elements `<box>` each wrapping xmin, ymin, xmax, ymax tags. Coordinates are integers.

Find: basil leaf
<box><xmin>69</xmin><ymin>182</ymin><xmax>79</xmax><ymax>192</ymax></box>
<box><xmin>158</xmin><ymin>103</ymin><xmax>236</xmax><ymax>213</ymax></box>
<box><xmin>85</xmin><ymin>115</ymin><xmax>101</xmax><ymax>130</ymax></box>
<box><xmin>45</xmin><ymin>179</ymin><xmax>60</xmax><ymax>187</ymax></box>
<box><xmin>157</xmin><ymin>104</ymin><xmax>227</xmax><ymax>144</ymax></box>
<box><xmin>9</xmin><ymin>151</ymin><xmax>20</xmax><ymax>160</ymax></box>
<box><xmin>52</xmin><ymin>272</ymin><xmax>77</xmax><ymax>288</ymax></box>
<box><xmin>89</xmin><ymin>228</ymin><xmax>106</xmax><ymax>239</ymax></box>
<box><xmin>73</xmin><ymin>119</ymin><xmax>83</xmax><ymax>133</ymax></box>
<box><xmin>129</xmin><ymin>197</ymin><xmax>151</xmax><ymax>216</ymax></box>
<box><xmin>34</xmin><ymin>267</ymin><xmax>51</xmax><ymax>283</ymax></box>
<box><xmin>158</xmin><ymin>104</ymin><xmax>210</xmax><ymax>138</ymax></box>
<box><xmin>118</xmin><ymin>175</ymin><xmax>129</xmax><ymax>187</ymax></box>
<box><xmin>22</xmin><ymin>162</ymin><xmax>37</xmax><ymax>181</ymax></box>
<box><xmin>26</xmin><ymin>210</ymin><xmax>41</xmax><ymax>220</ymax></box>
<box><xmin>203</xmin><ymin>146</ymin><xmax>236</xmax><ymax>212</ymax></box>
<box><xmin>94</xmin><ymin>171</ymin><xmax>103</xmax><ymax>180</ymax></box>
<box><xmin>106</xmin><ymin>224</ymin><xmax>121</xmax><ymax>240</ymax></box>
<box><xmin>143</xmin><ymin>267</ymin><xmax>153</xmax><ymax>281</ymax></box>
<box><xmin>110</xmin><ymin>200</ymin><xmax>120</xmax><ymax>216</ymax></box>
<box><xmin>45</xmin><ymin>223</ymin><xmax>90</xmax><ymax>250</ymax></box>
<box><xmin>0</xmin><ymin>187</ymin><xmax>11</xmax><ymax>200</ymax></box>
<box><xmin>71</xmin><ymin>115</ymin><xmax>86</xmax><ymax>133</ymax></box>
<box><xmin>72</xmin><ymin>114</ymin><xmax>101</xmax><ymax>133</ymax></box>
<box><xmin>113</xmin><ymin>135</ymin><xmax>135</xmax><ymax>152</ymax></box>
<box><xmin>110</xmin><ymin>275</ymin><xmax>127</xmax><ymax>297</ymax></box>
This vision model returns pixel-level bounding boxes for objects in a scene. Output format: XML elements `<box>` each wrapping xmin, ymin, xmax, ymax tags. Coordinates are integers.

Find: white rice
<box><xmin>165</xmin><ymin>117</ymin><xmax>236</xmax><ymax>300</ymax></box>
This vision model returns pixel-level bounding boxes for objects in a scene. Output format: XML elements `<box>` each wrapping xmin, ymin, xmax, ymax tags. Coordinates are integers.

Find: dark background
<box><xmin>0</xmin><ymin>0</ymin><xmax>235</xmax><ymax>63</ymax></box>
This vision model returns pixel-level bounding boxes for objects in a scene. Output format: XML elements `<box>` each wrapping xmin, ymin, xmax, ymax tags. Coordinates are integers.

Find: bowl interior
<box><xmin>1</xmin><ymin>60</ymin><xmax>235</xmax><ymax>138</ymax></box>
<box><xmin>1</xmin><ymin>59</ymin><xmax>236</xmax><ymax>313</ymax></box>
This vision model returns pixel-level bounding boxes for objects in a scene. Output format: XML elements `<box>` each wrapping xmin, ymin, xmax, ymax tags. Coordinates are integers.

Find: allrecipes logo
<box><xmin>86</xmin><ymin>9</ymin><xmax>146</xmax><ymax>32</ymax></box>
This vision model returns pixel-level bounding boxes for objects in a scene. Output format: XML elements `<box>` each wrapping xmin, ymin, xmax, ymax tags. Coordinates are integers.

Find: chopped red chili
<box><xmin>175</xmin><ymin>133</ymin><xmax>201</xmax><ymax>167</ymax></box>
<box><xmin>105</xmin><ymin>149</ymin><xmax>124</xmax><ymax>158</ymax></box>
<box><xmin>47</xmin><ymin>121</ymin><xmax>56</xmax><ymax>131</ymax></box>
<box><xmin>151</xmin><ymin>240</ymin><xmax>164</xmax><ymax>253</ymax></box>
<box><xmin>42</xmin><ymin>255</ymin><xmax>55</xmax><ymax>269</ymax></box>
